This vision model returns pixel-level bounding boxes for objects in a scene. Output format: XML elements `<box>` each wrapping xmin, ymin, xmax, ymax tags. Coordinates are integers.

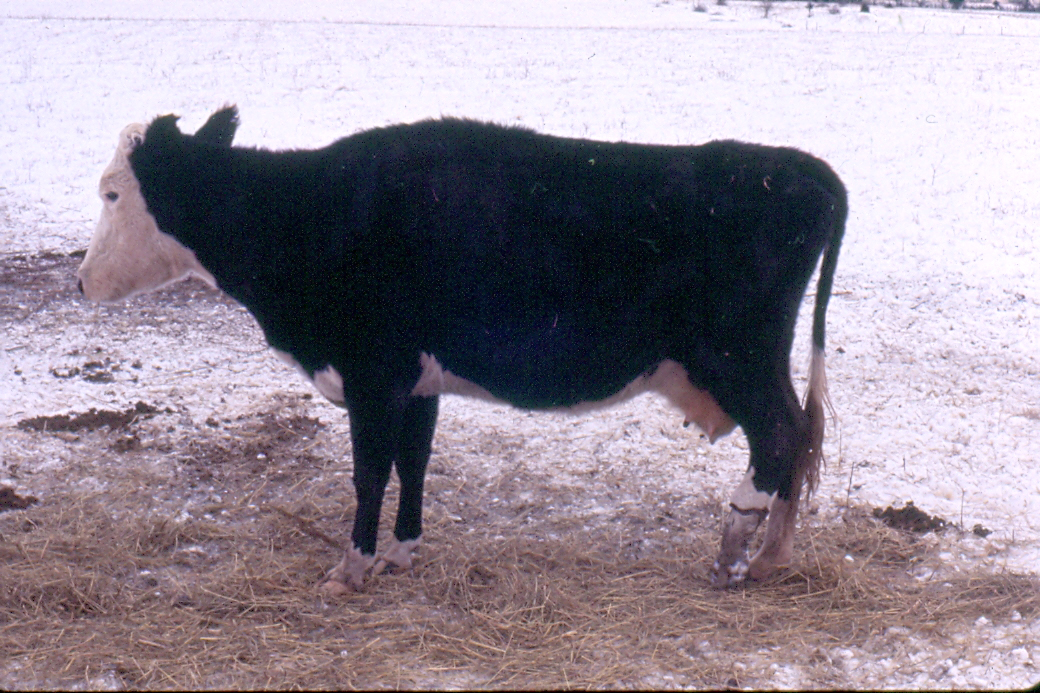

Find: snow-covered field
<box><xmin>1</xmin><ymin>0</ymin><xmax>1038</xmax><ymax>688</ymax></box>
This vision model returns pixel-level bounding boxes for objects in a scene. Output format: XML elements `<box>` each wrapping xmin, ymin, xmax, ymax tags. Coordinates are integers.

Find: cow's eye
<box><xmin>105</xmin><ymin>191</ymin><xmax>119</xmax><ymax>202</ymax></box>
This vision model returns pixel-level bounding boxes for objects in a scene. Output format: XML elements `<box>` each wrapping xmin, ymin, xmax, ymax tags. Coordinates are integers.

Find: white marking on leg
<box><xmin>712</xmin><ymin>469</ymin><xmax>776</xmax><ymax>587</ymax></box>
<box><xmin>729</xmin><ymin>468</ymin><xmax>774</xmax><ymax>513</ymax></box>
<box><xmin>712</xmin><ymin>502</ymin><xmax>767</xmax><ymax>587</ymax></box>
<box><xmin>320</xmin><ymin>546</ymin><xmax>376</xmax><ymax>596</ymax></box>
<box><xmin>373</xmin><ymin>536</ymin><xmax>422</xmax><ymax>576</ymax></box>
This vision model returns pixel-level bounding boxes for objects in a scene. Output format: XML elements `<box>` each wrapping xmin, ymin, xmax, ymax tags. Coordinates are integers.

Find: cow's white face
<box><xmin>76</xmin><ymin>123</ymin><xmax>215</xmax><ymax>303</ymax></box>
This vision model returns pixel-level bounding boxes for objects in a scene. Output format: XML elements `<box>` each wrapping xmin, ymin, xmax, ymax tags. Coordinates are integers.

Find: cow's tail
<box><xmin>800</xmin><ymin>181</ymin><xmax>846</xmax><ymax>501</ymax></box>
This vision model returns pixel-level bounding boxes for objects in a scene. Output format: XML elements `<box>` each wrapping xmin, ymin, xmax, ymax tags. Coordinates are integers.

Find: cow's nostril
<box><xmin>77</xmin><ymin>278</ymin><xmax>84</xmax><ymax>294</ymax></box>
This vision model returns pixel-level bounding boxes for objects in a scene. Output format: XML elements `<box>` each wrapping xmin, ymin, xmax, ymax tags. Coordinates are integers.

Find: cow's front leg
<box><xmin>323</xmin><ymin>547</ymin><xmax>378</xmax><ymax>596</ymax></box>
<box><xmin>712</xmin><ymin>468</ymin><xmax>773</xmax><ymax>587</ymax></box>
<box><xmin>374</xmin><ymin>395</ymin><xmax>438</xmax><ymax>576</ymax></box>
<box><xmin>373</xmin><ymin>536</ymin><xmax>423</xmax><ymax>577</ymax></box>
<box><xmin>320</xmin><ymin>398</ymin><xmax>398</xmax><ymax>596</ymax></box>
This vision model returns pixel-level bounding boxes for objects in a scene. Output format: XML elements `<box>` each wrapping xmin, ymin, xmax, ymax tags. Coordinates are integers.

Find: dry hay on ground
<box><xmin>1</xmin><ymin>403</ymin><xmax>1036</xmax><ymax>689</ymax></box>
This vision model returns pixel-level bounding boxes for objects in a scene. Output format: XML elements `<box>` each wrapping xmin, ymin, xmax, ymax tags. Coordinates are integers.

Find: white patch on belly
<box><xmin>411</xmin><ymin>353</ymin><xmax>735</xmax><ymax>443</ymax></box>
<box><xmin>273</xmin><ymin>349</ymin><xmax>345</xmax><ymax>404</ymax></box>
<box><xmin>411</xmin><ymin>352</ymin><xmax>503</xmax><ymax>403</ymax></box>
<box><xmin>564</xmin><ymin>358</ymin><xmax>736</xmax><ymax>443</ymax></box>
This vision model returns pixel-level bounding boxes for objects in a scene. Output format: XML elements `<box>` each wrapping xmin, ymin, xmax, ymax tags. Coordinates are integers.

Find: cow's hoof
<box><xmin>748</xmin><ymin>551</ymin><xmax>788</xmax><ymax>582</ymax></box>
<box><xmin>714</xmin><ymin>502</ymin><xmax>767</xmax><ymax>588</ymax></box>
<box><xmin>320</xmin><ymin>546</ymin><xmax>376</xmax><ymax>595</ymax></box>
<box><xmin>373</xmin><ymin>536</ymin><xmax>422</xmax><ymax>576</ymax></box>
<box><xmin>318</xmin><ymin>578</ymin><xmax>356</xmax><ymax>597</ymax></box>
<box><xmin>711</xmin><ymin>558</ymin><xmax>750</xmax><ymax>588</ymax></box>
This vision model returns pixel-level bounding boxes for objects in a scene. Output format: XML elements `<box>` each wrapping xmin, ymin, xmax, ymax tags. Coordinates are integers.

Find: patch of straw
<box><xmin>1</xmin><ymin>408</ymin><xmax>1036</xmax><ymax>689</ymax></box>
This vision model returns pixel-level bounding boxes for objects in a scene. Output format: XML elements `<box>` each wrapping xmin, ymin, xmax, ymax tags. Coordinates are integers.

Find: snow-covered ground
<box><xmin>1</xmin><ymin>0</ymin><xmax>1038</xmax><ymax>687</ymax></box>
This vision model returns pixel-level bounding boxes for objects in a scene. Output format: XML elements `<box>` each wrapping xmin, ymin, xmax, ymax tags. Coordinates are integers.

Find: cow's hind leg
<box><xmin>747</xmin><ymin>494</ymin><xmax>799</xmax><ymax>581</ymax></box>
<box><xmin>374</xmin><ymin>395</ymin><xmax>439</xmax><ymax>576</ymax></box>
<box><xmin>748</xmin><ymin>356</ymin><xmax>827</xmax><ymax>581</ymax></box>
<box><xmin>712</xmin><ymin>468</ymin><xmax>772</xmax><ymax>585</ymax></box>
<box><xmin>710</xmin><ymin>375</ymin><xmax>810</xmax><ymax>588</ymax></box>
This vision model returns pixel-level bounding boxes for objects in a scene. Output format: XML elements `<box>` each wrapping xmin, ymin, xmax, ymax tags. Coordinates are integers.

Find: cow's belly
<box><xmin>273</xmin><ymin>349</ymin><xmax>735</xmax><ymax>444</ymax></box>
<box><xmin>412</xmin><ymin>353</ymin><xmax>736</xmax><ymax>443</ymax></box>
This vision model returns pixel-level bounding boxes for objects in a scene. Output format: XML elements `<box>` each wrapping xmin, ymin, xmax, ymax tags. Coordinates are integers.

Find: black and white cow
<box><xmin>77</xmin><ymin>107</ymin><xmax>846</xmax><ymax>594</ymax></box>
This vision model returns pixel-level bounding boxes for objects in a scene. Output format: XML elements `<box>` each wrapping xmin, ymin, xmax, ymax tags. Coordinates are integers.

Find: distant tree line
<box><xmin>743</xmin><ymin>0</ymin><xmax>1039</xmax><ymax>11</ymax></box>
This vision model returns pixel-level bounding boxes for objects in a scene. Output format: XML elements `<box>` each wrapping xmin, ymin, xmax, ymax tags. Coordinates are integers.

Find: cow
<box><xmin>77</xmin><ymin>107</ymin><xmax>846</xmax><ymax>594</ymax></box>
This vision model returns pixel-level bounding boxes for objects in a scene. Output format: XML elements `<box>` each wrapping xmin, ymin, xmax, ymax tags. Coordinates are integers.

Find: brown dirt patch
<box><xmin>0</xmin><ymin>486</ymin><xmax>38</xmax><ymax>513</ymax></box>
<box><xmin>17</xmin><ymin>401</ymin><xmax>168</xmax><ymax>433</ymax></box>
<box><xmin>872</xmin><ymin>500</ymin><xmax>950</xmax><ymax>534</ymax></box>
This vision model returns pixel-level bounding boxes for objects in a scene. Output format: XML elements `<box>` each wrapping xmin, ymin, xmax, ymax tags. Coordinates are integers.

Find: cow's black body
<box><xmin>128</xmin><ymin>108</ymin><xmax>846</xmax><ymax>586</ymax></box>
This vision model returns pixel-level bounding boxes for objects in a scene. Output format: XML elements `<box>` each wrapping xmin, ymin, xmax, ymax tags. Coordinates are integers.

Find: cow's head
<box><xmin>76</xmin><ymin>107</ymin><xmax>239</xmax><ymax>302</ymax></box>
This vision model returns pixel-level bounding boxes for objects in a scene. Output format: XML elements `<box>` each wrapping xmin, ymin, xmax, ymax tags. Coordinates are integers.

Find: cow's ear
<box><xmin>195</xmin><ymin>106</ymin><xmax>239</xmax><ymax>147</ymax></box>
<box><xmin>146</xmin><ymin>113</ymin><xmax>183</xmax><ymax>138</ymax></box>
<box><xmin>143</xmin><ymin>114</ymin><xmax>183</xmax><ymax>149</ymax></box>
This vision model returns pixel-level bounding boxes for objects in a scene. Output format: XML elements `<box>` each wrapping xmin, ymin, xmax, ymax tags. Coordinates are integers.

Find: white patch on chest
<box><xmin>273</xmin><ymin>349</ymin><xmax>345</xmax><ymax>404</ymax></box>
<box><xmin>410</xmin><ymin>352</ymin><xmax>736</xmax><ymax>443</ymax></box>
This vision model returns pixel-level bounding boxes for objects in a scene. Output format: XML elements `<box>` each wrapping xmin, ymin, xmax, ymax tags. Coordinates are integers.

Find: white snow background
<box><xmin>1</xmin><ymin>0</ymin><xmax>1038</xmax><ymax>686</ymax></box>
